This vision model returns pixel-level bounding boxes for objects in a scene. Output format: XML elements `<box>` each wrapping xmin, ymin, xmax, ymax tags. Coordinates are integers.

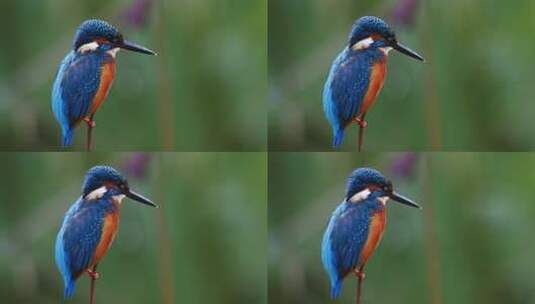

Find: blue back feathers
<box><xmin>321</xmin><ymin>196</ymin><xmax>385</xmax><ymax>299</ymax></box>
<box><xmin>322</xmin><ymin>48</ymin><xmax>384</xmax><ymax>148</ymax></box>
<box><xmin>55</xmin><ymin>195</ymin><xmax>117</xmax><ymax>299</ymax></box>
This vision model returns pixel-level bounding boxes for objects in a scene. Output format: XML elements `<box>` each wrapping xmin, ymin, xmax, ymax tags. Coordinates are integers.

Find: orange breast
<box><xmin>90</xmin><ymin>212</ymin><xmax>119</xmax><ymax>267</ymax></box>
<box><xmin>358</xmin><ymin>209</ymin><xmax>386</xmax><ymax>267</ymax></box>
<box><xmin>88</xmin><ymin>61</ymin><xmax>116</xmax><ymax>117</ymax></box>
<box><xmin>358</xmin><ymin>61</ymin><xmax>387</xmax><ymax>118</ymax></box>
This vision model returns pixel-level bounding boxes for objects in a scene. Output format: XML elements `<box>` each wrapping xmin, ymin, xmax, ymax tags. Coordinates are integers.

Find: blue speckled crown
<box><xmin>346</xmin><ymin>167</ymin><xmax>388</xmax><ymax>199</ymax></box>
<box><xmin>348</xmin><ymin>16</ymin><xmax>395</xmax><ymax>46</ymax></box>
<box><xmin>82</xmin><ymin>165</ymin><xmax>127</xmax><ymax>196</ymax></box>
<box><xmin>73</xmin><ymin>19</ymin><xmax>123</xmax><ymax>50</ymax></box>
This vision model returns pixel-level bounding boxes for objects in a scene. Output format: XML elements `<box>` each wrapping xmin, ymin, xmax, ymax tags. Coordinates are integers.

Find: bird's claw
<box><xmin>354</xmin><ymin>270</ymin><xmax>365</xmax><ymax>280</ymax></box>
<box><xmin>87</xmin><ymin>269</ymin><xmax>100</xmax><ymax>280</ymax></box>
<box><xmin>354</xmin><ymin>117</ymin><xmax>368</xmax><ymax>128</ymax></box>
<box><xmin>83</xmin><ymin>117</ymin><xmax>96</xmax><ymax>128</ymax></box>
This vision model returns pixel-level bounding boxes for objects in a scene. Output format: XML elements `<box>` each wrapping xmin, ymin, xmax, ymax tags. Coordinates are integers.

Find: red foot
<box><xmin>353</xmin><ymin>269</ymin><xmax>365</xmax><ymax>280</ymax></box>
<box><xmin>83</xmin><ymin>117</ymin><xmax>96</xmax><ymax>128</ymax></box>
<box><xmin>354</xmin><ymin>117</ymin><xmax>368</xmax><ymax>128</ymax></box>
<box><xmin>87</xmin><ymin>269</ymin><xmax>100</xmax><ymax>280</ymax></box>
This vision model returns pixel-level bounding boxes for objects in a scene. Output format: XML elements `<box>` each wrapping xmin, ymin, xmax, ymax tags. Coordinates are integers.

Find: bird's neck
<box><xmin>346</xmin><ymin>191</ymin><xmax>387</xmax><ymax>212</ymax></box>
<box><xmin>74</xmin><ymin>44</ymin><xmax>119</xmax><ymax>62</ymax></box>
<box><xmin>348</xmin><ymin>46</ymin><xmax>388</xmax><ymax>64</ymax></box>
<box><xmin>84</xmin><ymin>186</ymin><xmax>124</xmax><ymax>209</ymax></box>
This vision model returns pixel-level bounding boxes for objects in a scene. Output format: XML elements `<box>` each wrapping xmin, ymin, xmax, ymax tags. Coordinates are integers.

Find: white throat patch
<box><xmin>78</xmin><ymin>42</ymin><xmax>100</xmax><ymax>54</ymax></box>
<box><xmin>352</xmin><ymin>37</ymin><xmax>375</xmax><ymax>51</ymax></box>
<box><xmin>107</xmin><ymin>48</ymin><xmax>120</xmax><ymax>58</ymax></box>
<box><xmin>378</xmin><ymin>196</ymin><xmax>390</xmax><ymax>206</ymax></box>
<box><xmin>85</xmin><ymin>186</ymin><xmax>107</xmax><ymax>200</ymax></box>
<box><xmin>112</xmin><ymin>194</ymin><xmax>126</xmax><ymax>204</ymax></box>
<box><xmin>349</xmin><ymin>189</ymin><xmax>371</xmax><ymax>203</ymax></box>
<box><xmin>380</xmin><ymin>47</ymin><xmax>393</xmax><ymax>55</ymax></box>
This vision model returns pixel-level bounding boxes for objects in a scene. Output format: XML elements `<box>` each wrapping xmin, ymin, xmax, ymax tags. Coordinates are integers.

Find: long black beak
<box><xmin>125</xmin><ymin>189</ymin><xmax>159</xmax><ymax>208</ymax></box>
<box><xmin>390</xmin><ymin>191</ymin><xmax>421</xmax><ymax>209</ymax></box>
<box><xmin>392</xmin><ymin>42</ymin><xmax>424</xmax><ymax>62</ymax></box>
<box><xmin>118</xmin><ymin>40</ymin><xmax>157</xmax><ymax>55</ymax></box>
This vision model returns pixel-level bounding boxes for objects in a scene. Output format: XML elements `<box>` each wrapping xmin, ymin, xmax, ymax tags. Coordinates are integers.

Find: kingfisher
<box><xmin>321</xmin><ymin>168</ymin><xmax>420</xmax><ymax>303</ymax></box>
<box><xmin>52</xmin><ymin>19</ymin><xmax>156</xmax><ymax>149</ymax></box>
<box><xmin>323</xmin><ymin>16</ymin><xmax>424</xmax><ymax>151</ymax></box>
<box><xmin>55</xmin><ymin>165</ymin><xmax>158</xmax><ymax>300</ymax></box>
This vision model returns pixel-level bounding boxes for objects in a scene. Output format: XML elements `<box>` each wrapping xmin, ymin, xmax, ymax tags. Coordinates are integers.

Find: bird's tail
<box><xmin>63</xmin><ymin>279</ymin><xmax>75</xmax><ymax>299</ymax></box>
<box><xmin>332</xmin><ymin>128</ymin><xmax>344</xmax><ymax>149</ymax></box>
<box><xmin>330</xmin><ymin>278</ymin><xmax>343</xmax><ymax>299</ymax></box>
<box><xmin>61</xmin><ymin>128</ymin><xmax>73</xmax><ymax>147</ymax></box>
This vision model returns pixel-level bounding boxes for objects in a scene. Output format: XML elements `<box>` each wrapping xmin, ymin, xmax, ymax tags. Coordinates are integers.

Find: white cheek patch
<box><xmin>378</xmin><ymin>196</ymin><xmax>390</xmax><ymax>206</ymax></box>
<box><xmin>107</xmin><ymin>48</ymin><xmax>120</xmax><ymax>58</ymax></box>
<box><xmin>85</xmin><ymin>186</ymin><xmax>107</xmax><ymax>200</ymax></box>
<box><xmin>352</xmin><ymin>37</ymin><xmax>375</xmax><ymax>51</ymax></box>
<box><xmin>380</xmin><ymin>47</ymin><xmax>393</xmax><ymax>55</ymax></box>
<box><xmin>112</xmin><ymin>194</ymin><xmax>126</xmax><ymax>204</ymax></box>
<box><xmin>78</xmin><ymin>41</ymin><xmax>100</xmax><ymax>54</ymax></box>
<box><xmin>349</xmin><ymin>189</ymin><xmax>371</xmax><ymax>203</ymax></box>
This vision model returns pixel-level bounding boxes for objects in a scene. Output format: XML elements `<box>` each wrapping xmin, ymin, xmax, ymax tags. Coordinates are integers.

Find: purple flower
<box><xmin>391</xmin><ymin>0</ymin><xmax>420</xmax><ymax>27</ymax></box>
<box><xmin>122</xmin><ymin>153</ymin><xmax>152</xmax><ymax>180</ymax></box>
<box><xmin>390</xmin><ymin>153</ymin><xmax>419</xmax><ymax>179</ymax></box>
<box><xmin>121</xmin><ymin>0</ymin><xmax>155</xmax><ymax>29</ymax></box>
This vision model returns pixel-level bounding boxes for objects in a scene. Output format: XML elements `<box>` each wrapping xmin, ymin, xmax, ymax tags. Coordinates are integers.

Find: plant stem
<box><xmin>86</xmin><ymin>114</ymin><xmax>95</xmax><ymax>151</ymax></box>
<box><xmin>422</xmin><ymin>154</ymin><xmax>443</xmax><ymax>304</ymax></box>
<box><xmin>356</xmin><ymin>267</ymin><xmax>365</xmax><ymax>304</ymax></box>
<box><xmin>86</xmin><ymin>126</ymin><xmax>93</xmax><ymax>151</ymax></box>
<box><xmin>358</xmin><ymin>126</ymin><xmax>365</xmax><ymax>152</ymax></box>
<box><xmin>89</xmin><ymin>265</ymin><xmax>98</xmax><ymax>304</ymax></box>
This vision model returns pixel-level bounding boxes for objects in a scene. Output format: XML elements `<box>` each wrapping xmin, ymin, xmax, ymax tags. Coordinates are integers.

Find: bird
<box><xmin>51</xmin><ymin>19</ymin><xmax>156</xmax><ymax>149</ymax></box>
<box><xmin>55</xmin><ymin>165</ymin><xmax>158</xmax><ymax>300</ymax></box>
<box><xmin>322</xmin><ymin>16</ymin><xmax>425</xmax><ymax>151</ymax></box>
<box><xmin>321</xmin><ymin>167</ymin><xmax>420</xmax><ymax>303</ymax></box>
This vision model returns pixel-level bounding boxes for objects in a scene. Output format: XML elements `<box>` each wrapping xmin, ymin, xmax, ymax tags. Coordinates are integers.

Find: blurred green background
<box><xmin>0</xmin><ymin>0</ymin><xmax>266</xmax><ymax>151</ymax></box>
<box><xmin>269</xmin><ymin>152</ymin><xmax>535</xmax><ymax>303</ymax></box>
<box><xmin>268</xmin><ymin>0</ymin><xmax>535</xmax><ymax>151</ymax></box>
<box><xmin>0</xmin><ymin>152</ymin><xmax>266</xmax><ymax>303</ymax></box>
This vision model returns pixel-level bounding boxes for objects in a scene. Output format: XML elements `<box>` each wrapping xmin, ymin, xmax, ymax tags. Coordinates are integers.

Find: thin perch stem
<box><xmin>358</xmin><ymin>126</ymin><xmax>365</xmax><ymax>152</ymax></box>
<box><xmin>86</xmin><ymin>126</ymin><xmax>93</xmax><ymax>152</ymax></box>
<box><xmin>85</xmin><ymin>115</ymin><xmax>95</xmax><ymax>151</ymax></box>
<box><xmin>357</xmin><ymin>114</ymin><xmax>367</xmax><ymax>152</ymax></box>
<box><xmin>89</xmin><ymin>264</ymin><xmax>98</xmax><ymax>304</ymax></box>
<box><xmin>355</xmin><ymin>266</ymin><xmax>365</xmax><ymax>304</ymax></box>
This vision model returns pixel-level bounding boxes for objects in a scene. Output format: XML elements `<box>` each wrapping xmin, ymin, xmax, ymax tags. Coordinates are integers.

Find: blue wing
<box><xmin>59</xmin><ymin>52</ymin><xmax>104</xmax><ymax>125</ymax></box>
<box><xmin>51</xmin><ymin>51</ymin><xmax>104</xmax><ymax>145</ymax></box>
<box><xmin>323</xmin><ymin>48</ymin><xmax>371</xmax><ymax>148</ymax></box>
<box><xmin>55</xmin><ymin>198</ymin><xmax>104</xmax><ymax>298</ymax></box>
<box><xmin>321</xmin><ymin>201</ymin><xmax>370</xmax><ymax>299</ymax></box>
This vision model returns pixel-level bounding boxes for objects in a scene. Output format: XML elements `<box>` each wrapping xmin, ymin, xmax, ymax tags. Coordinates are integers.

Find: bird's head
<box><xmin>348</xmin><ymin>16</ymin><xmax>424</xmax><ymax>62</ymax></box>
<box><xmin>82</xmin><ymin>165</ymin><xmax>158</xmax><ymax>207</ymax></box>
<box><xmin>346</xmin><ymin>167</ymin><xmax>420</xmax><ymax>208</ymax></box>
<box><xmin>73</xmin><ymin>19</ymin><xmax>156</xmax><ymax>57</ymax></box>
